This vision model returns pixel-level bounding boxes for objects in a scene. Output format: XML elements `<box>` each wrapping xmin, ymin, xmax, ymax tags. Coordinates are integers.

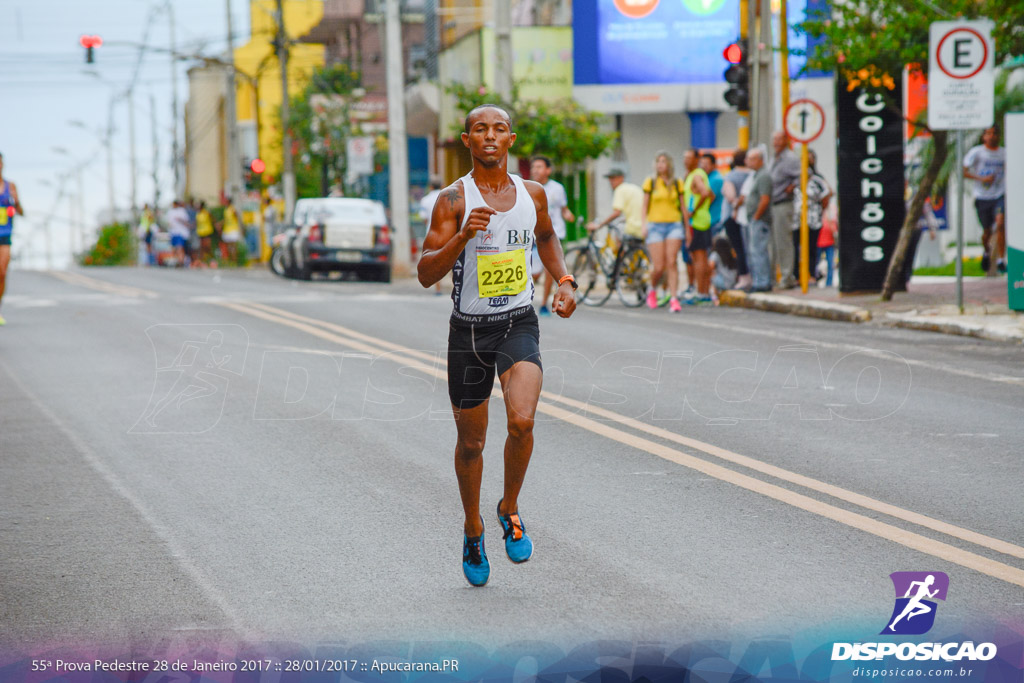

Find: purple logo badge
<box><xmin>881</xmin><ymin>571</ymin><xmax>949</xmax><ymax>635</ymax></box>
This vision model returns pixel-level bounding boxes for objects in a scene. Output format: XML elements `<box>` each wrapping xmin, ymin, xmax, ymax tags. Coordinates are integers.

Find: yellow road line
<box><xmin>216</xmin><ymin>299</ymin><xmax>1024</xmax><ymax>588</ymax></box>
<box><xmin>49</xmin><ymin>270</ymin><xmax>159</xmax><ymax>299</ymax></box>
<box><xmin>242</xmin><ymin>300</ymin><xmax>1024</xmax><ymax>563</ymax></box>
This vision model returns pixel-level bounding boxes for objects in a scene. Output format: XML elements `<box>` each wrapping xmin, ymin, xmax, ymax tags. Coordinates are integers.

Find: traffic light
<box><xmin>723</xmin><ymin>40</ymin><xmax>749</xmax><ymax>110</ymax></box>
<box><xmin>80</xmin><ymin>35</ymin><xmax>102</xmax><ymax>64</ymax></box>
<box><xmin>244</xmin><ymin>159</ymin><xmax>264</xmax><ymax>190</ymax></box>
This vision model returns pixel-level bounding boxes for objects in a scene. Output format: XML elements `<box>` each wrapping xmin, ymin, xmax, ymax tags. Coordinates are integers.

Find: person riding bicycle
<box><xmin>587</xmin><ymin>168</ymin><xmax>643</xmax><ymax>238</ymax></box>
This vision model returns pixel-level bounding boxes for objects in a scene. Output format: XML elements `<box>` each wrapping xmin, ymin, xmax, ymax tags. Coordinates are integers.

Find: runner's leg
<box><xmin>453</xmin><ymin>400</ymin><xmax>489</xmax><ymax>537</ymax></box>
<box><xmin>497</xmin><ymin>360</ymin><xmax>542</xmax><ymax>515</ymax></box>
<box><xmin>0</xmin><ymin>244</ymin><xmax>10</xmax><ymax>307</ymax></box>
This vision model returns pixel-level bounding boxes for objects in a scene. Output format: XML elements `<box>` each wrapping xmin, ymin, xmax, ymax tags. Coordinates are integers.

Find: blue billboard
<box><xmin>574</xmin><ymin>0</ymin><xmax>740</xmax><ymax>85</ymax></box>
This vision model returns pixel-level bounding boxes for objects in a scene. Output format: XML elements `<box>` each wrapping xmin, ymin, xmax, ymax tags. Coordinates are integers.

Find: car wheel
<box><xmin>269</xmin><ymin>248</ymin><xmax>287</xmax><ymax>277</ymax></box>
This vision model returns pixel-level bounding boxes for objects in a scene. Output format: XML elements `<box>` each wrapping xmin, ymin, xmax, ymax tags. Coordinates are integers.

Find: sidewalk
<box><xmin>719</xmin><ymin>275</ymin><xmax>1024</xmax><ymax>344</ymax></box>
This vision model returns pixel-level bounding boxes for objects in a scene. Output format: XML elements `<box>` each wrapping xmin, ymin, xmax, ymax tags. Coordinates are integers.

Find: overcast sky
<box><xmin>2</xmin><ymin>0</ymin><xmax>254</xmax><ymax>268</ymax></box>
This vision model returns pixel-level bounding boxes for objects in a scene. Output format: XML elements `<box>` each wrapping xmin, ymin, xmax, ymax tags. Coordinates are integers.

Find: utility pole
<box><xmin>106</xmin><ymin>96</ymin><xmax>117</xmax><ymax>220</ymax></box>
<box><xmin>384</xmin><ymin>0</ymin><xmax>411</xmax><ymax>272</ymax></box>
<box><xmin>495</xmin><ymin>1</ymin><xmax>513</xmax><ymax>101</ymax></box>
<box><xmin>738</xmin><ymin>0</ymin><xmax>750</xmax><ymax>148</ymax></box>
<box><xmin>167</xmin><ymin>0</ymin><xmax>181</xmax><ymax>198</ymax></box>
<box><xmin>151</xmin><ymin>93</ymin><xmax>160</xmax><ymax>209</ymax></box>
<box><xmin>751</xmin><ymin>0</ymin><xmax>774</xmax><ymax>147</ymax></box>
<box><xmin>224</xmin><ymin>0</ymin><xmax>241</xmax><ymax>205</ymax></box>
<box><xmin>128</xmin><ymin>88</ymin><xmax>138</xmax><ymax>218</ymax></box>
<box><xmin>779</xmin><ymin>0</ymin><xmax>790</xmax><ymax>115</ymax></box>
<box><xmin>275</xmin><ymin>0</ymin><xmax>296</xmax><ymax>222</ymax></box>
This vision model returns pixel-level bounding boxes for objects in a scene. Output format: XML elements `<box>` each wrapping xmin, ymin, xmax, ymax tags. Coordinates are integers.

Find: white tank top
<box><xmin>451</xmin><ymin>172</ymin><xmax>538</xmax><ymax>324</ymax></box>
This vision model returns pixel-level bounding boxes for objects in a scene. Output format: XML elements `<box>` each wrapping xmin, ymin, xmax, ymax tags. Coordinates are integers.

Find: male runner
<box><xmin>963</xmin><ymin>125</ymin><xmax>1006</xmax><ymax>274</ymax></box>
<box><xmin>417</xmin><ymin>104</ymin><xmax>577</xmax><ymax>587</ymax></box>
<box><xmin>0</xmin><ymin>152</ymin><xmax>25</xmax><ymax>326</ymax></box>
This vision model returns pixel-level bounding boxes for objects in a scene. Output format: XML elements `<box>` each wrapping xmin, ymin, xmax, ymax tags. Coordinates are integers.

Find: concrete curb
<box><xmin>718</xmin><ymin>290</ymin><xmax>872</xmax><ymax>323</ymax></box>
<box><xmin>883</xmin><ymin>313</ymin><xmax>1024</xmax><ymax>344</ymax></box>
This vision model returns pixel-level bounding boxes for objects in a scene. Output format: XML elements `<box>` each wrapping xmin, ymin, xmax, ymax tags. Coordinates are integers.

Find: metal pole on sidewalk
<box><xmin>495</xmin><ymin>1</ymin><xmax>512</xmax><ymax>102</ymax></box>
<box><xmin>956</xmin><ymin>130</ymin><xmax>965</xmax><ymax>313</ymax></box>
<box><xmin>127</xmin><ymin>87</ymin><xmax>138</xmax><ymax>219</ymax></box>
<box><xmin>385</xmin><ymin>0</ymin><xmax>411</xmax><ymax>273</ymax></box>
<box><xmin>224</xmin><ymin>0</ymin><xmax>241</xmax><ymax>205</ymax></box>
<box><xmin>799</xmin><ymin>142</ymin><xmax>809</xmax><ymax>293</ymax></box>
<box><xmin>168</xmin><ymin>0</ymin><xmax>181</xmax><ymax>197</ymax></box>
<box><xmin>275</xmin><ymin>0</ymin><xmax>296</xmax><ymax>223</ymax></box>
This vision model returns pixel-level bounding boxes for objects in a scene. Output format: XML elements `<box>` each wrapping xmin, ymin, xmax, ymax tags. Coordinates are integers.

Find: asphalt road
<box><xmin>1</xmin><ymin>266</ymin><xmax>1022</xmax><ymax>654</ymax></box>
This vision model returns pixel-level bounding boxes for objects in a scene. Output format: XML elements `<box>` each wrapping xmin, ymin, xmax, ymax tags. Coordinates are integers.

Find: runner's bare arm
<box><xmin>527</xmin><ymin>180</ymin><xmax>576</xmax><ymax>319</ymax></box>
<box><xmin>10</xmin><ymin>182</ymin><xmax>23</xmax><ymax>215</ymax></box>
<box><xmin>417</xmin><ymin>181</ymin><xmax>495</xmax><ymax>287</ymax></box>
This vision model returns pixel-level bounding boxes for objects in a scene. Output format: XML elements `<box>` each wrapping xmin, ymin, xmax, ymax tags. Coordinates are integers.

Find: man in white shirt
<box><xmin>419</xmin><ymin>179</ymin><xmax>444</xmax><ymax>292</ymax></box>
<box><xmin>166</xmin><ymin>199</ymin><xmax>192</xmax><ymax>267</ymax></box>
<box><xmin>530</xmin><ymin>155</ymin><xmax>575</xmax><ymax>315</ymax></box>
<box><xmin>963</xmin><ymin>125</ymin><xmax>1006</xmax><ymax>274</ymax></box>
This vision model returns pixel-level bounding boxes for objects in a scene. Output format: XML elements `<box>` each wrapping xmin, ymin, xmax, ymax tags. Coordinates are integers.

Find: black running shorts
<box><xmin>447</xmin><ymin>310</ymin><xmax>542</xmax><ymax>410</ymax></box>
<box><xmin>689</xmin><ymin>227</ymin><xmax>712</xmax><ymax>252</ymax></box>
<box><xmin>974</xmin><ymin>196</ymin><xmax>1005</xmax><ymax>232</ymax></box>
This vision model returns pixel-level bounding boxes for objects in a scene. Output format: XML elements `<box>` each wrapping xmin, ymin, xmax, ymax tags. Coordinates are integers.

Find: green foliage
<box><xmin>800</xmin><ymin>0</ymin><xmax>1024</xmax><ymax>116</ymax></box>
<box><xmin>82</xmin><ymin>222</ymin><xmax>135</xmax><ymax>266</ymax></box>
<box><xmin>448</xmin><ymin>82</ymin><xmax>617</xmax><ymax>166</ymax></box>
<box><xmin>285</xmin><ymin>63</ymin><xmax>365</xmax><ymax>196</ymax></box>
<box><xmin>913</xmin><ymin>257</ymin><xmax>986</xmax><ymax>277</ymax></box>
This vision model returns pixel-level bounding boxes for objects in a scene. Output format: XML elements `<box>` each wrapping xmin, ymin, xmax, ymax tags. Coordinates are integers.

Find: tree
<box><xmin>282</xmin><ymin>63</ymin><xmax>364</xmax><ymax>197</ymax></box>
<box><xmin>801</xmin><ymin>0</ymin><xmax>1024</xmax><ymax>300</ymax></box>
<box><xmin>447</xmin><ymin>82</ymin><xmax>618</xmax><ymax>165</ymax></box>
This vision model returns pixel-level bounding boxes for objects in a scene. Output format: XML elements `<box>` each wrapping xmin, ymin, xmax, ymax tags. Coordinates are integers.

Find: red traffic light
<box><xmin>250</xmin><ymin>158</ymin><xmax>266</xmax><ymax>174</ymax></box>
<box><xmin>80</xmin><ymin>35</ymin><xmax>103</xmax><ymax>49</ymax></box>
<box><xmin>723</xmin><ymin>43</ymin><xmax>743</xmax><ymax>64</ymax></box>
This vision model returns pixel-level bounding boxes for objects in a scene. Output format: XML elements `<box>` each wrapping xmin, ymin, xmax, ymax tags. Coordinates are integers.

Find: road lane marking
<box><xmin>586</xmin><ymin>306</ymin><xmax>1024</xmax><ymax>387</ymax></box>
<box><xmin>215</xmin><ymin>300</ymin><xmax>1024</xmax><ymax>588</ymax></box>
<box><xmin>48</xmin><ymin>270</ymin><xmax>160</xmax><ymax>299</ymax></box>
<box><xmin>239</xmin><ymin>300</ymin><xmax>1024</xmax><ymax>563</ymax></box>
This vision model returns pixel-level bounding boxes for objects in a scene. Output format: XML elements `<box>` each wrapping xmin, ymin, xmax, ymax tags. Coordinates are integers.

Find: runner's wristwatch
<box><xmin>559</xmin><ymin>274</ymin><xmax>578</xmax><ymax>291</ymax></box>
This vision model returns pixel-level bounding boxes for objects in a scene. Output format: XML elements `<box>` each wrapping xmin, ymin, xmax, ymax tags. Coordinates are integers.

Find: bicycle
<box><xmin>564</xmin><ymin>223</ymin><xmax>651</xmax><ymax>307</ymax></box>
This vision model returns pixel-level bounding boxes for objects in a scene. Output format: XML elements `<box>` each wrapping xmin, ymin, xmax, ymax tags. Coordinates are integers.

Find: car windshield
<box><xmin>297</xmin><ymin>201</ymin><xmax>385</xmax><ymax>225</ymax></box>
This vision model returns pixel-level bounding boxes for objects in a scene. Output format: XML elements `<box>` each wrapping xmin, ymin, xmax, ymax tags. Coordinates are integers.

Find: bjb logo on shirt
<box><xmin>507</xmin><ymin>230</ymin><xmax>532</xmax><ymax>246</ymax></box>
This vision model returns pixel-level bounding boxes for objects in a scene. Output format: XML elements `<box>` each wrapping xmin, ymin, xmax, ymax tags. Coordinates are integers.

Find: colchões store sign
<box><xmin>836</xmin><ymin>77</ymin><xmax>906</xmax><ymax>292</ymax></box>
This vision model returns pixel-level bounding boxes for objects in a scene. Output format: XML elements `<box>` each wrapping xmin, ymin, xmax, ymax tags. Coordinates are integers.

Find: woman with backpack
<box><xmin>641</xmin><ymin>151</ymin><xmax>687</xmax><ymax>312</ymax></box>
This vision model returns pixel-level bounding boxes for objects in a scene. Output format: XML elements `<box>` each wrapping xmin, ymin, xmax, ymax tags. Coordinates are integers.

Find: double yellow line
<box><xmin>218</xmin><ymin>299</ymin><xmax>1024</xmax><ymax>588</ymax></box>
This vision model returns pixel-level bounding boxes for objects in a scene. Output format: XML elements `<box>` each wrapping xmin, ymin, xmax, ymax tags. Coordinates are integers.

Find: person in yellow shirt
<box><xmin>219</xmin><ymin>201</ymin><xmax>241</xmax><ymax>264</ymax></box>
<box><xmin>641</xmin><ymin>151</ymin><xmax>686</xmax><ymax>312</ymax></box>
<box><xmin>195</xmin><ymin>201</ymin><xmax>215</xmax><ymax>267</ymax></box>
<box><xmin>587</xmin><ymin>167</ymin><xmax>643</xmax><ymax>238</ymax></box>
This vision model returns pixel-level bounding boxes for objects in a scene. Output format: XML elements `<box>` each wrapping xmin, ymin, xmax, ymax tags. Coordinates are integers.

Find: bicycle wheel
<box><xmin>616</xmin><ymin>244</ymin><xmax>651</xmax><ymax>307</ymax></box>
<box><xmin>567</xmin><ymin>246</ymin><xmax>612</xmax><ymax>306</ymax></box>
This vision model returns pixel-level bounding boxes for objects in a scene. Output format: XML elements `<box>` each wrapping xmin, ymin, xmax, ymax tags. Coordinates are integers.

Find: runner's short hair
<box><xmin>464</xmin><ymin>104</ymin><xmax>513</xmax><ymax>134</ymax></box>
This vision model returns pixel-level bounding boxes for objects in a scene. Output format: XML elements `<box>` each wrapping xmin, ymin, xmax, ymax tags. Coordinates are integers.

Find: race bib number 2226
<box><xmin>477</xmin><ymin>249</ymin><xmax>528</xmax><ymax>298</ymax></box>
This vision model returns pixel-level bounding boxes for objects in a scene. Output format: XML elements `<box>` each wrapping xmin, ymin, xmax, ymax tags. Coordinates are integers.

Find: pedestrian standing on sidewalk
<box><xmin>791</xmin><ymin>149</ymin><xmax>831</xmax><ymax>285</ymax></box>
<box><xmin>219</xmin><ymin>201</ymin><xmax>242</xmax><ymax>264</ymax></box>
<box><xmin>963</xmin><ymin>125</ymin><xmax>1006</xmax><ymax>274</ymax></box>
<box><xmin>682</xmin><ymin>149</ymin><xmax>715</xmax><ymax>304</ymax></box>
<box><xmin>722</xmin><ymin>149</ymin><xmax>752</xmax><ymax>290</ymax></box>
<box><xmin>700</xmin><ymin>153</ymin><xmax>725</xmax><ymax>236</ymax></box>
<box><xmin>641</xmin><ymin>151</ymin><xmax>686</xmax><ymax>312</ymax></box>
<box><xmin>817</xmin><ymin>212</ymin><xmax>837</xmax><ymax>287</ymax></box>
<box><xmin>709</xmin><ymin>234</ymin><xmax>739</xmax><ymax>302</ymax></box>
<box><xmin>196</xmin><ymin>201</ymin><xmax>215</xmax><ymax>267</ymax></box>
<box><xmin>741</xmin><ymin>147</ymin><xmax>773</xmax><ymax>292</ymax></box>
<box><xmin>770</xmin><ymin>131</ymin><xmax>801</xmax><ymax>288</ymax></box>
<box><xmin>530</xmin><ymin>155</ymin><xmax>575</xmax><ymax>316</ymax></box>
<box><xmin>166</xmin><ymin>199</ymin><xmax>191</xmax><ymax>268</ymax></box>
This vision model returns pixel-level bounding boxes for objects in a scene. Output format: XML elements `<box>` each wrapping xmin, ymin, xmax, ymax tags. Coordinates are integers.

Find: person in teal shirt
<box><xmin>700</xmin><ymin>153</ymin><xmax>725</xmax><ymax>234</ymax></box>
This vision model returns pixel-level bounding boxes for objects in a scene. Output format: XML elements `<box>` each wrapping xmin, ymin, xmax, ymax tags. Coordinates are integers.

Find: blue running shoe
<box><xmin>462</xmin><ymin>532</ymin><xmax>490</xmax><ymax>586</ymax></box>
<box><xmin>496</xmin><ymin>499</ymin><xmax>533</xmax><ymax>563</ymax></box>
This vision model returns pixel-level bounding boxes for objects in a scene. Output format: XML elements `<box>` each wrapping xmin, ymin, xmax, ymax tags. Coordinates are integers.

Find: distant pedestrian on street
<box><xmin>219</xmin><ymin>201</ymin><xmax>242</xmax><ymax>264</ymax></box>
<box><xmin>770</xmin><ymin>131</ymin><xmax>801</xmax><ymax>288</ymax></box>
<box><xmin>587</xmin><ymin>168</ymin><xmax>644</xmax><ymax>239</ymax></box>
<box><xmin>196</xmin><ymin>201</ymin><xmax>215</xmax><ymax>267</ymax></box>
<box><xmin>963</xmin><ymin>125</ymin><xmax>1006</xmax><ymax>274</ymax></box>
<box><xmin>682</xmin><ymin>149</ymin><xmax>715</xmax><ymax>304</ymax></box>
<box><xmin>642</xmin><ymin>151</ymin><xmax>686</xmax><ymax>312</ymax></box>
<box><xmin>817</xmin><ymin>213</ymin><xmax>837</xmax><ymax>287</ymax></box>
<box><xmin>0</xmin><ymin>151</ymin><xmax>24</xmax><ymax>326</ymax></box>
<box><xmin>700</xmin><ymin>153</ymin><xmax>725</xmax><ymax>236</ymax></box>
<box><xmin>740</xmin><ymin>146</ymin><xmax>774</xmax><ymax>292</ymax></box>
<box><xmin>166</xmin><ymin>199</ymin><xmax>192</xmax><ymax>268</ymax></box>
<box><xmin>137</xmin><ymin>203</ymin><xmax>155</xmax><ymax>267</ymax></box>
<box><xmin>530</xmin><ymin>155</ymin><xmax>575</xmax><ymax>316</ymax></box>
<box><xmin>791</xmin><ymin>149</ymin><xmax>831</xmax><ymax>285</ymax></box>
<box><xmin>722</xmin><ymin>149</ymin><xmax>752</xmax><ymax>290</ymax></box>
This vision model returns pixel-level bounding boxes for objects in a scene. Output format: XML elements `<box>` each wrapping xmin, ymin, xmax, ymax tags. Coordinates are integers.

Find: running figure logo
<box><xmin>881</xmin><ymin>571</ymin><xmax>949</xmax><ymax>635</ymax></box>
<box><xmin>131</xmin><ymin>324</ymin><xmax>248</xmax><ymax>434</ymax></box>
